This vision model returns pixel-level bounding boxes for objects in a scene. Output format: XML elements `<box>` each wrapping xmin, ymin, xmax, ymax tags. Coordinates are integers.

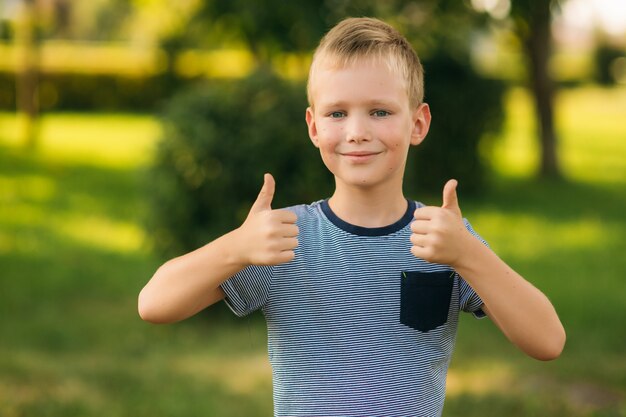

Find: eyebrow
<box><xmin>319</xmin><ymin>99</ymin><xmax>397</xmax><ymax>108</ymax></box>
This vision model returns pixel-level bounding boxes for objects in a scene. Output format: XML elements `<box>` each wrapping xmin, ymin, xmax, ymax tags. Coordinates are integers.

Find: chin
<box><xmin>343</xmin><ymin>176</ymin><xmax>384</xmax><ymax>188</ymax></box>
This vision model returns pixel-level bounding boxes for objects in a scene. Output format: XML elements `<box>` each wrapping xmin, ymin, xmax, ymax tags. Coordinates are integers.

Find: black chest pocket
<box><xmin>400</xmin><ymin>271</ymin><xmax>454</xmax><ymax>332</ymax></box>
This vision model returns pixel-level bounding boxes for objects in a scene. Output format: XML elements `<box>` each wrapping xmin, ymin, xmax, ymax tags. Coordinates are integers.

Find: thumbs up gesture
<box><xmin>236</xmin><ymin>173</ymin><xmax>299</xmax><ymax>266</ymax></box>
<box><xmin>410</xmin><ymin>179</ymin><xmax>472</xmax><ymax>266</ymax></box>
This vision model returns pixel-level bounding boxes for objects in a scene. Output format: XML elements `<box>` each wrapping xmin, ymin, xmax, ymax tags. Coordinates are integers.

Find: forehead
<box><xmin>309</xmin><ymin>57</ymin><xmax>409</xmax><ymax>107</ymax></box>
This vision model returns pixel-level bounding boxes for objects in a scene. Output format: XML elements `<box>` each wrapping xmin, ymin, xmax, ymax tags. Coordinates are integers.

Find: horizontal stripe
<box><xmin>221</xmin><ymin>200</ymin><xmax>485</xmax><ymax>417</ymax></box>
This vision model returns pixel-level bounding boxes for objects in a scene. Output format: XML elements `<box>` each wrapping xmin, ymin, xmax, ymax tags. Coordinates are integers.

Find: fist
<box><xmin>410</xmin><ymin>179</ymin><xmax>471</xmax><ymax>266</ymax></box>
<box><xmin>238</xmin><ymin>173</ymin><xmax>299</xmax><ymax>266</ymax></box>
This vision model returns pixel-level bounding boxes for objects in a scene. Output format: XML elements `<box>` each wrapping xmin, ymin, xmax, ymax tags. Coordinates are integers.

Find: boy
<box><xmin>139</xmin><ymin>17</ymin><xmax>565</xmax><ymax>417</ymax></box>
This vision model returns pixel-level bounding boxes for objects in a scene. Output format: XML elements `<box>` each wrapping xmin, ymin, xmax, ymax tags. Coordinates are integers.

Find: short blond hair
<box><xmin>307</xmin><ymin>17</ymin><xmax>424</xmax><ymax>109</ymax></box>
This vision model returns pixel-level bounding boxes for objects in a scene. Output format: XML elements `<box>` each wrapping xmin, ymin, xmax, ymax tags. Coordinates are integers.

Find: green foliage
<box><xmin>405</xmin><ymin>53</ymin><xmax>505</xmax><ymax>195</ymax></box>
<box><xmin>198</xmin><ymin>1</ymin><xmax>329</xmax><ymax>55</ymax></box>
<box><xmin>176</xmin><ymin>0</ymin><xmax>489</xmax><ymax>60</ymax></box>
<box><xmin>0</xmin><ymin>71</ymin><xmax>171</xmax><ymax>112</ymax></box>
<box><xmin>594</xmin><ymin>43</ymin><xmax>625</xmax><ymax>85</ymax></box>
<box><xmin>147</xmin><ymin>69</ymin><xmax>332</xmax><ymax>257</ymax></box>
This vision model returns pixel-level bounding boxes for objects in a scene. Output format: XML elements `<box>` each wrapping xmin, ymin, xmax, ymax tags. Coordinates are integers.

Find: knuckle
<box><xmin>430</xmin><ymin>235</ymin><xmax>442</xmax><ymax>247</ymax></box>
<box><xmin>422</xmin><ymin>247</ymin><xmax>436</xmax><ymax>261</ymax></box>
<box><xmin>261</xmin><ymin>228</ymin><xmax>275</xmax><ymax>240</ymax></box>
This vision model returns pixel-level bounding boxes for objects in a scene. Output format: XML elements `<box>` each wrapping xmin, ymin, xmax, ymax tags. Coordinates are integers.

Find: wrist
<box><xmin>450</xmin><ymin>230</ymin><xmax>484</xmax><ymax>273</ymax></box>
<box><xmin>220</xmin><ymin>227</ymin><xmax>251</xmax><ymax>269</ymax></box>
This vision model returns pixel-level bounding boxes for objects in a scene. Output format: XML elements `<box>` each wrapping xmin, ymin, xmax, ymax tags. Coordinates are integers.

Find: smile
<box><xmin>339</xmin><ymin>151</ymin><xmax>382</xmax><ymax>162</ymax></box>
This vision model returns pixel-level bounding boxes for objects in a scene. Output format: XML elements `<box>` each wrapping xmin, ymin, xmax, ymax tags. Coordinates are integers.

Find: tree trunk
<box><xmin>522</xmin><ymin>1</ymin><xmax>561</xmax><ymax>179</ymax></box>
<box><xmin>15</xmin><ymin>0</ymin><xmax>40</xmax><ymax>150</ymax></box>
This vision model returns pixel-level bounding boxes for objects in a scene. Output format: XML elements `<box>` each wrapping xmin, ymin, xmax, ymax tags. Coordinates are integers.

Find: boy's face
<box><xmin>306</xmin><ymin>58</ymin><xmax>430</xmax><ymax>192</ymax></box>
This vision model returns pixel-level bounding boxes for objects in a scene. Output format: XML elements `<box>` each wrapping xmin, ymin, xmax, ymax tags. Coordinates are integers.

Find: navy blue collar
<box><xmin>320</xmin><ymin>199</ymin><xmax>416</xmax><ymax>236</ymax></box>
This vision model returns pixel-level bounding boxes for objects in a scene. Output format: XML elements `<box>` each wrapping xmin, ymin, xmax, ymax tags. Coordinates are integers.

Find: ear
<box><xmin>410</xmin><ymin>103</ymin><xmax>431</xmax><ymax>146</ymax></box>
<box><xmin>305</xmin><ymin>107</ymin><xmax>320</xmax><ymax>148</ymax></box>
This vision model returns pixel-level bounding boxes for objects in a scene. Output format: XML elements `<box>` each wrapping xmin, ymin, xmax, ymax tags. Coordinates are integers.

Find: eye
<box><xmin>372</xmin><ymin>110</ymin><xmax>390</xmax><ymax>117</ymax></box>
<box><xmin>329</xmin><ymin>111</ymin><xmax>345</xmax><ymax>119</ymax></box>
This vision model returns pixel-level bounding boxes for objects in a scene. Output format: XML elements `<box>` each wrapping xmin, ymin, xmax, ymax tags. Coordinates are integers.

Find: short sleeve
<box><xmin>458</xmin><ymin>218</ymin><xmax>489</xmax><ymax>319</ymax></box>
<box><xmin>458</xmin><ymin>275</ymin><xmax>486</xmax><ymax>318</ymax></box>
<box><xmin>220</xmin><ymin>265</ymin><xmax>274</xmax><ymax>317</ymax></box>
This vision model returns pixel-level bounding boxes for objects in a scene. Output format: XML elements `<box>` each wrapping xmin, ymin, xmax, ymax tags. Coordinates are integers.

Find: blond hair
<box><xmin>307</xmin><ymin>17</ymin><xmax>424</xmax><ymax>109</ymax></box>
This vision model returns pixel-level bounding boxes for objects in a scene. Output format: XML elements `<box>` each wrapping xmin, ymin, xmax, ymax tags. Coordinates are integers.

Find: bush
<box><xmin>147</xmin><ymin>62</ymin><xmax>504</xmax><ymax>258</ymax></box>
<box><xmin>404</xmin><ymin>53</ymin><xmax>505</xmax><ymax>196</ymax></box>
<box><xmin>0</xmin><ymin>71</ymin><xmax>178</xmax><ymax>112</ymax></box>
<box><xmin>146</xmin><ymin>69</ymin><xmax>332</xmax><ymax>257</ymax></box>
<box><xmin>594</xmin><ymin>43</ymin><xmax>625</xmax><ymax>85</ymax></box>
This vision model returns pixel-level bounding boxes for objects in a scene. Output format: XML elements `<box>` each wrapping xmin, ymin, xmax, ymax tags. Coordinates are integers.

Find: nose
<box><xmin>345</xmin><ymin>114</ymin><xmax>371</xmax><ymax>144</ymax></box>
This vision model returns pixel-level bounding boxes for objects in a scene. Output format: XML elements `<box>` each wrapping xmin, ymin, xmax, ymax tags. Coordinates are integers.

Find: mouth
<box><xmin>341</xmin><ymin>151</ymin><xmax>380</xmax><ymax>156</ymax></box>
<box><xmin>339</xmin><ymin>151</ymin><xmax>382</xmax><ymax>163</ymax></box>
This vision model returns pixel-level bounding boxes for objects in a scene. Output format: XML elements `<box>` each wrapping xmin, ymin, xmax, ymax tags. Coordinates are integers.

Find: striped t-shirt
<box><xmin>221</xmin><ymin>199</ymin><xmax>485</xmax><ymax>417</ymax></box>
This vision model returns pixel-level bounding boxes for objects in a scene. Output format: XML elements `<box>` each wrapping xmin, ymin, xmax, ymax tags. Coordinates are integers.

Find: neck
<box><xmin>328</xmin><ymin>181</ymin><xmax>408</xmax><ymax>228</ymax></box>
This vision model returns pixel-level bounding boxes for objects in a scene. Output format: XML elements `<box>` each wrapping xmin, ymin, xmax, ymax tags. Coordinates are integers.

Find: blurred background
<box><xmin>1</xmin><ymin>0</ymin><xmax>625</xmax><ymax>416</ymax></box>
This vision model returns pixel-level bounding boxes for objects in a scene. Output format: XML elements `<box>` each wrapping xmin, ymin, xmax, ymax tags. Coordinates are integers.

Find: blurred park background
<box><xmin>1</xmin><ymin>0</ymin><xmax>625</xmax><ymax>416</ymax></box>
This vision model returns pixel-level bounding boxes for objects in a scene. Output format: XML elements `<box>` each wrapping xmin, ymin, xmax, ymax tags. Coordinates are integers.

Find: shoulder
<box><xmin>461</xmin><ymin>217</ymin><xmax>489</xmax><ymax>247</ymax></box>
<box><xmin>283</xmin><ymin>200</ymin><xmax>325</xmax><ymax>223</ymax></box>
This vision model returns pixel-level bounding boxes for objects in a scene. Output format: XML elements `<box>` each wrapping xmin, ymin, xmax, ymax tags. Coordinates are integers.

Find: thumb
<box><xmin>249</xmin><ymin>173</ymin><xmax>275</xmax><ymax>214</ymax></box>
<box><xmin>441</xmin><ymin>179</ymin><xmax>461</xmax><ymax>213</ymax></box>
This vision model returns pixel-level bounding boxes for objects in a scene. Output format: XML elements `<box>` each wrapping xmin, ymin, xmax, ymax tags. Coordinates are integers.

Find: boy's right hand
<box><xmin>235</xmin><ymin>173</ymin><xmax>299</xmax><ymax>266</ymax></box>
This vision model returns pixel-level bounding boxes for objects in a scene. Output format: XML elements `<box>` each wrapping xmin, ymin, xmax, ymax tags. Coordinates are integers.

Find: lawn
<box><xmin>1</xmin><ymin>86</ymin><xmax>625</xmax><ymax>417</ymax></box>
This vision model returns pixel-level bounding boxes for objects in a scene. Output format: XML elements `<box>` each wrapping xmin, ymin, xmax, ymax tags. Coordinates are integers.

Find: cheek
<box><xmin>318</xmin><ymin>126</ymin><xmax>342</xmax><ymax>150</ymax></box>
<box><xmin>315</xmin><ymin>138</ymin><xmax>335</xmax><ymax>158</ymax></box>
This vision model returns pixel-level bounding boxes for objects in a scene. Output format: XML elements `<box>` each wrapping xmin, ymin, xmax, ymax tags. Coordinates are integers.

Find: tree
<box><xmin>511</xmin><ymin>0</ymin><xmax>562</xmax><ymax>179</ymax></box>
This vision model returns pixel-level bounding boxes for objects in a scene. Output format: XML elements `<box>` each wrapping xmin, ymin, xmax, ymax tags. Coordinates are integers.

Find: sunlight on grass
<box><xmin>0</xmin><ymin>174</ymin><xmax>57</xmax><ymax>203</ymax></box>
<box><xmin>558</xmin><ymin>87</ymin><xmax>626</xmax><ymax>184</ymax></box>
<box><xmin>0</xmin><ymin>203</ymin><xmax>48</xmax><ymax>255</ymax></box>
<box><xmin>0</xmin><ymin>171</ymin><xmax>145</xmax><ymax>255</ymax></box>
<box><xmin>0</xmin><ymin>112</ymin><xmax>161</xmax><ymax>168</ymax></box>
<box><xmin>1</xmin><ymin>112</ymin><xmax>158</xmax><ymax>257</ymax></box>
<box><xmin>55</xmin><ymin>215</ymin><xmax>145</xmax><ymax>254</ymax></box>
<box><xmin>447</xmin><ymin>361</ymin><xmax>514</xmax><ymax>397</ymax></box>
<box><xmin>38</xmin><ymin>113</ymin><xmax>160</xmax><ymax>168</ymax></box>
<box><xmin>0</xmin><ymin>178</ymin><xmax>51</xmax><ymax>255</ymax></box>
<box><xmin>470</xmin><ymin>212</ymin><xmax>611</xmax><ymax>260</ymax></box>
<box><xmin>0</xmin><ymin>205</ymin><xmax>144</xmax><ymax>255</ymax></box>
<box><xmin>490</xmin><ymin>86</ymin><xmax>626</xmax><ymax>183</ymax></box>
<box><xmin>174</xmin><ymin>353</ymin><xmax>271</xmax><ymax>395</ymax></box>
<box><xmin>488</xmin><ymin>88</ymin><xmax>538</xmax><ymax>178</ymax></box>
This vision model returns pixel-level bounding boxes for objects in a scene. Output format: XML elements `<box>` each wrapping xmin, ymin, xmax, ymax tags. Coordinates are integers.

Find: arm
<box><xmin>138</xmin><ymin>174</ymin><xmax>298</xmax><ymax>324</ymax></box>
<box><xmin>452</xmin><ymin>237</ymin><xmax>565</xmax><ymax>361</ymax></box>
<box><xmin>410</xmin><ymin>180</ymin><xmax>566</xmax><ymax>361</ymax></box>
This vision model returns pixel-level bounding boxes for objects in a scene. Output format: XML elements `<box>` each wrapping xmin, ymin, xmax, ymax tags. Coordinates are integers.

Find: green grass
<box><xmin>1</xmin><ymin>85</ymin><xmax>625</xmax><ymax>417</ymax></box>
<box><xmin>489</xmin><ymin>87</ymin><xmax>626</xmax><ymax>185</ymax></box>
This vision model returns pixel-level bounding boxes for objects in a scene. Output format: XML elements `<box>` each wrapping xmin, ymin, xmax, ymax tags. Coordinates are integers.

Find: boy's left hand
<box><xmin>410</xmin><ymin>179</ymin><xmax>474</xmax><ymax>267</ymax></box>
